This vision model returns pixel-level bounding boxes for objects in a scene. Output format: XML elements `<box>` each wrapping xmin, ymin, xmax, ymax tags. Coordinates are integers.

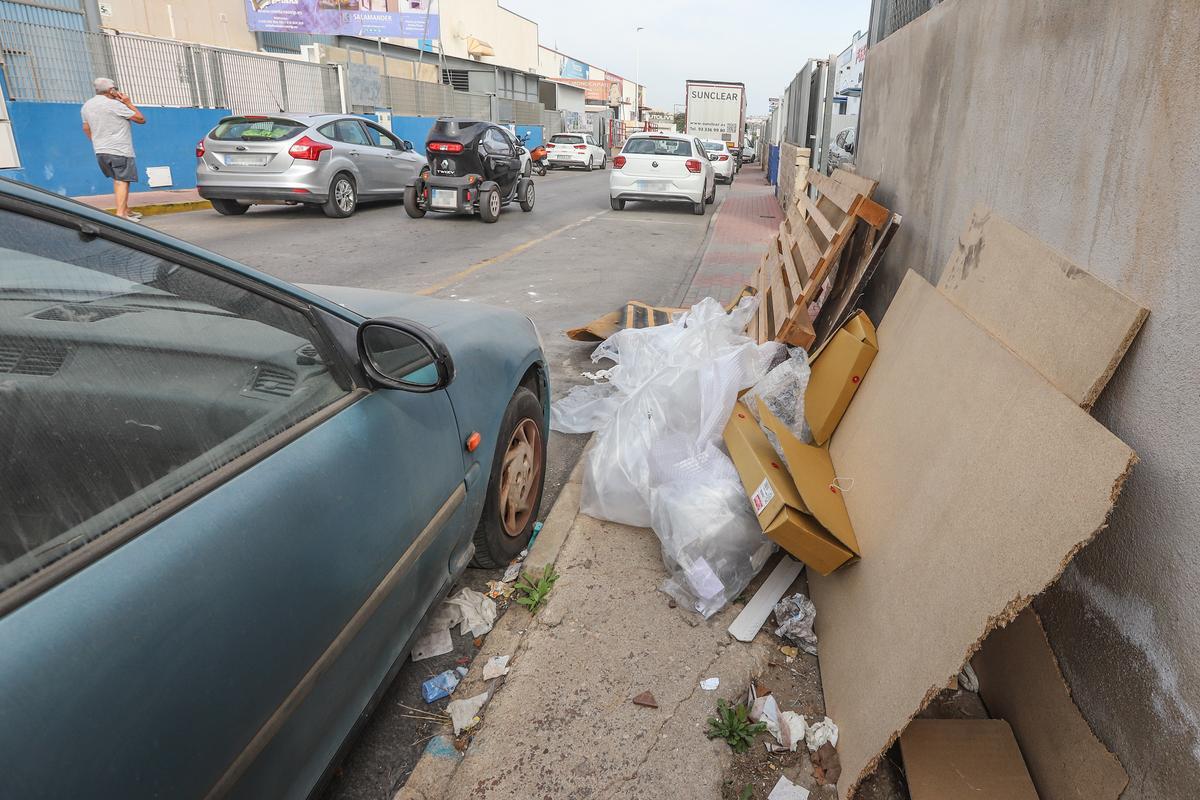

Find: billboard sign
<box><xmin>558</xmin><ymin>77</ymin><xmax>620</xmax><ymax>105</ymax></box>
<box><xmin>244</xmin><ymin>0</ymin><xmax>440</xmax><ymax>38</ymax></box>
<box><xmin>560</xmin><ymin>57</ymin><xmax>589</xmax><ymax>80</ymax></box>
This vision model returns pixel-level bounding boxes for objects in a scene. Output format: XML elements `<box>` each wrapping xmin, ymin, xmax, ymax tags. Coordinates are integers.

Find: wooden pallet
<box><xmin>748</xmin><ymin>168</ymin><xmax>884</xmax><ymax>349</ymax></box>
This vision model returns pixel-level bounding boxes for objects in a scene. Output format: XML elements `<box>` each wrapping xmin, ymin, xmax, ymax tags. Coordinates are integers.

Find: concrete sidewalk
<box><xmin>397</xmin><ymin>162</ymin><xmax>803</xmax><ymax>800</ymax></box>
<box><xmin>682</xmin><ymin>163</ymin><xmax>780</xmax><ymax>307</ymax></box>
<box><xmin>73</xmin><ymin>187</ymin><xmax>210</xmax><ymax>216</ymax></box>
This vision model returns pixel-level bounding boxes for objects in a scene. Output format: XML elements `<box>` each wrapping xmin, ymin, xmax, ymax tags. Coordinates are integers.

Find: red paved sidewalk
<box><xmin>682</xmin><ymin>162</ymin><xmax>780</xmax><ymax>307</ymax></box>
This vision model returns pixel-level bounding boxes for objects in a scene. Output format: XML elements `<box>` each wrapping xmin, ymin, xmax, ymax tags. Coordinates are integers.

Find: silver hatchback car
<box><xmin>196</xmin><ymin>113</ymin><xmax>428</xmax><ymax>218</ymax></box>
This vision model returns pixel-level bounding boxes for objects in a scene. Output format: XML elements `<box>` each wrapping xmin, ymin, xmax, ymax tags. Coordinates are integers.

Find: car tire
<box><xmin>519</xmin><ymin>179</ymin><xmax>535</xmax><ymax>212</ymax></box>
<box><xmin>322</xmin><ymin>173</ymin><xmax>357</xmax><ymax>218</ymax></box>
<box><xmin>585</xmin><ymin>157</ymin><xmax>594</xmax><ymax>172</ymax></box>
<box><xmin>610</xmin><ymin>196</ymin><xmax>625</xmax><ymax>211</ymax></box>
<box><xmin>479</xmin><ymin>187</ymin><xmax>501</xmax><ymax>223</ymax></box>
<box><xmin>705</xmin><ymin>182</ymin><xmax>716</xmax><ymax>205</ymax></box>
<box><xmin>210</xmin><ymin>198</ymin><xmax>250</xmax><ymax>216</ymax></box>
<box><xmin>403</xmin><ymin>183</ymin><xmax>425</xmax><ymax>218</ymax></box>
<box><xmin>693</xmin><ymin>200</ymin><xmax>705</xmax><ymax>215</ymax></box>
<box><xmin>599</xmin><ymin>155</ymin><xmax>607</xmax><ymax>170</ymax></box>
<box><xmin>472</xmin><ymin>386</ymin><xmax>546</xmax><ymax>568</ymax></box>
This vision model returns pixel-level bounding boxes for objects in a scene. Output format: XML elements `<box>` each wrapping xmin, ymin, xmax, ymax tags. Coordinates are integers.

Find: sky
<box><xmin>500</xmin><ymin>0</ymin><xmax>871</xmax><ymax>115</ymax></box>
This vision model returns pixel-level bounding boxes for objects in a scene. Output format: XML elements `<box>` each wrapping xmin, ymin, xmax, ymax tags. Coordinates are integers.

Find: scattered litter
<box><xmin>444</xmin><ymin>588</ymin><xmax>498</xmax><ymax>637</ymax></box>
<box><xmin>751</xmin><ymin>693</ymin><xmax>807</xmax><ymax>752</ymax></box>
<box><xmin>446</xmin><ymin>692</ymin><xmax>489</xmax><ymax>735</ymax></box>
<box><xmin>482</xmin><ymin>655</ymin><xmax>511</xmax><ymax>680</ymax></box>
<box><xmin>780</xmin><ymin>711</ymin><xmax>807</xmax><ymax>751</ymax></box>
<box><xmin>485</xmin><ymin>579</ymin><xmax>514</xmax><ymax>600</ymax></box>
<box><xmin>410</xmin><ymin>626</ymin><xmax>453</xmax><ymax>662</ymax></box>
<box><xmin>727</xmin><ymin>556</ymin><xmax>804</xmax><ymax>643</ymax></box>
<box><xmin>701</xmin><ymin>677</ymin><xmax>721</xmax><ymax>691</ymax></box>
<box><xmin>811</xmin><ymin>741</ymin><xmax>842</xmax><ymax>784</ymax></box>
<box><xmin>805</xmin><ymin>716</ymin><xmax>839</xmax><ymax>752</ymax></box>
<box><xmin>421</xmin><ymin>667</ymin><xmax>468</xmax><ymax>703</ymax></box>
<box><xmin>779</xmin><ymin>645</ymin><xmax>799</xmax><ymax>660</ymax></box>
<box><xmin>528</xmin><ymin>522</ymin><xmax>542</xmax><ymax>548</ymax></box>
<box><xmin>581</xmin><ymin>368</ymin><xmax>613</xmax><ymax>381</ymax></box>
<box><xmin>774</xmin><ymin>593</ymin><xmax>818</xmax><ymax>656</ymax></box>
<box><xmin>501</xmin><ymin>560</ymin><xmax>522</xmax><ymax>583</ymax></box>
<box><xmin>957</xmin><ymin>662</ymin><xmax>980</xmax><ymax>693</ymax></box>
<box><xmin>767</xmin><ymin>774</ymin><xmax>810</xmax><ymax>800</ymax></box>
<box><xmin>632</xmin><ymin>691</ymin><xmax>658</xmax><ymax>708</ymax></box>
<box><xmin>552</xmin><ymin>296</ymin><xmax>782</xmax><ymax>618</ymax></box>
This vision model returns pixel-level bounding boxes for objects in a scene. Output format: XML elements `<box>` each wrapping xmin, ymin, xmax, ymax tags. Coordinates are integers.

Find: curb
<box><xmin>393</xmin><ymin>455</ymin><xmax>586</xmax><ymax>800</ymax></box>
<box><xmin>100</xmin><ymin>199</ymin><xmax>212</xmax><ymax>217</ymax></box>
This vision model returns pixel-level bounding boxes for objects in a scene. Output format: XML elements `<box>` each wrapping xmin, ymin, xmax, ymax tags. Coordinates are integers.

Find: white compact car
<box><xmin>609</xmin><ymin>132</ymin><xmax>716</xmax><ymax>215</ymax></box>
<box><xmin>544</xmin><ymin>133</ymin><xmax>608</xmax><ymax>171</ymax></box>
<box><xmin>702</xmin><ymin>140</ymin><xmax>736</xmax><ymax>184</ymax></box>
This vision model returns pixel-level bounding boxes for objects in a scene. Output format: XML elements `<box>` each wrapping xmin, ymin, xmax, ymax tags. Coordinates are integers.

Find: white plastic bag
<box><xmin>552</xmin><ymin>297</ymin><xmax>781</xmax><ymax>615</ymax></box>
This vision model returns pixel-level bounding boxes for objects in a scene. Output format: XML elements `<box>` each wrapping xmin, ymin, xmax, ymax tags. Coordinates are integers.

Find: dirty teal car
<box><xmin>0</xmin><ymin>178</ymin><xmax>548</xmax><ymax>798</ymax></box>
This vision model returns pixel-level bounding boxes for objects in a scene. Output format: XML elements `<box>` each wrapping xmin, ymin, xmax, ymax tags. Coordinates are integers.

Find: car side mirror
<box><xmin>357</xmin><ymin>318</ymin><xmax>454</xmax><ymax>392</ymax></box>
<box><xmin>402</xmin><ymin>140</ymin><xmax>413</xmax><ymax>151</ymax></box>
<box><xmin>517</xmin><ymin>146</ymin><xmax>528</xmax><ymax>155</ymax></box>
<box><xmin>708</xmin><ymin>154</ymin><xmax>719</xmax><ymax>161</ymax></box>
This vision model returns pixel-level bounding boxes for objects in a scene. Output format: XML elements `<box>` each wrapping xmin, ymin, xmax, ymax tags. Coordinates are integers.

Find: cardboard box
<box><xmin>900</xmin><ymin>719</ymin><xmax>1039</xmax><ymax>800</ymax></box>
<box><xmin>805</xmin><ymin>310</ymin><xmax>878</xmax><ymax>446</ymax></box>
<box><xmin>723</xmin><ymin>399</ymin><xmax>860</xmax><ymax>575</ymax></box>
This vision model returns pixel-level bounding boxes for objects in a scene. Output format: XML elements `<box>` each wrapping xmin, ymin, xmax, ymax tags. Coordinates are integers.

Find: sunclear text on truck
<box><xmin>684</xmin><ymin>79</ymin><xmax>747</xmax><ymax>160</ymax></box>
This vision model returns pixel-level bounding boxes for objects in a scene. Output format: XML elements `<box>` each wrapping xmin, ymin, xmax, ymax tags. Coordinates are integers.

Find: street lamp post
<box><xmin>634</xmin><ymin>26</ymin><xmax>644</xmax><ymax>121</ymax></box>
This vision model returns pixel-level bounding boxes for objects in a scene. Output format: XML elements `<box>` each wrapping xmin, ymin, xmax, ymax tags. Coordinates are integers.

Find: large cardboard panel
<box><xmin>938</xmin><ymin>208</ymin><xmax>1148</xmax><ymax>408</ymax></box>
<box><xmin>973</xmin><ymin>609</ymin><xmax>1129</xmax><ymax>800</ymax></box>
<box><xmin>810</xmin><ymin>272</ymin><xmax>1135</xmax><ymax>799</ymax></box>
<box><xmin>901</xmin><ymin>719</ymin><xmax>1039</xmax><ymax>800</ymax></box>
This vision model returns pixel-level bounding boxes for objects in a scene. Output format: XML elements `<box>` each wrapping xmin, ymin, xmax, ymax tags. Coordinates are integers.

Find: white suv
<box><xmin>609</xmin><ymin>132</ymin><xmax>716</xmax><ymax>215</ymax></box>
<box><xmin>545</xmin><ymin>133</ymin><xmax>608</xmax><ymax>171</ymax></box>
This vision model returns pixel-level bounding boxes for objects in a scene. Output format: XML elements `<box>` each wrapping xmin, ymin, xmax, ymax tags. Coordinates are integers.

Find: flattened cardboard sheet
<box><xmin>809</xmin><ymin>272</ymin><xmax>1135</xmax><ymax>799</ymax></box>
<box><xmin>938</xmin><ymin>207</ymin><xmax>1148</xmax><ymax>408</ymax></box>
<box><xmin>901</xmin><ymin>719</ymin><xmax>1039</xmax><ymax>800</ymax></box>
<box><xmin>973</xmin><ymin>609</ymin><xmax>1129</xmax><ymax>800</ymax></box>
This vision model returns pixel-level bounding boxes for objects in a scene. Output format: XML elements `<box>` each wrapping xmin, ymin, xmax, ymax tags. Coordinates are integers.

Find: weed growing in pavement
<box><xmin>514</xmin><ymin>564</ymin><xmax>560</xmax><ymax>614</ymax></box>
<box><xmin>706</xmin><ymin>699</ymin><xmax>767</xmax><ymax>754</ymax></box>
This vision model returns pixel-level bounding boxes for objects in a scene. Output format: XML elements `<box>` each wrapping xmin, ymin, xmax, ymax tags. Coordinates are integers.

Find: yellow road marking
<box><xmin>416</xmin><ymin>209</ymin><xmax>609</xmax><ymax>296</ymax></box>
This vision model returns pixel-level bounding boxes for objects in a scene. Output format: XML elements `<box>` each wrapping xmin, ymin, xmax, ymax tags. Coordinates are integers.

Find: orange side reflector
<box><xmin>466</xmin><ymin>432</ymin><xmax>482</xmax><ymax>452</ymax></box>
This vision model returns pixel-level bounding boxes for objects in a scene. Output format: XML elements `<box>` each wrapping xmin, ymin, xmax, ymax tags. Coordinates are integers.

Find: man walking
<box><xmin>81</xmin><ymin>77</ymin><xmax>145</xmax><ymax>220</ymax></box>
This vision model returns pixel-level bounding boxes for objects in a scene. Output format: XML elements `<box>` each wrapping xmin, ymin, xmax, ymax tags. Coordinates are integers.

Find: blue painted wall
<box><xmin>390</xmin><ymin>116</ymin><xmax>437</xmax><ymax>149</ymax></box>
<box><xmin>3</xmin><ymin>102</ymin><xmax>230</xmax><ymax>197</ymax></box>
<box><xmin>513</xmin><ymin>125</ymin><xmax>543</xmax><ymax>149</ymax></box>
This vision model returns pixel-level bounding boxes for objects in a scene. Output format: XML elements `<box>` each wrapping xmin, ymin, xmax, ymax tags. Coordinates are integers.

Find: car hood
<box><xmin>301</xmin><ymin>283</ymin><xmax>526</xmax><ymax>332</ymax></box>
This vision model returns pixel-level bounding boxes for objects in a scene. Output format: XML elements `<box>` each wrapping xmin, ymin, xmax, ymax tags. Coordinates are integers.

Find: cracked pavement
<box><xmin>437</xmin><ymin>510</ymin><xmax>774</xmax><ymax>800</ymax></box>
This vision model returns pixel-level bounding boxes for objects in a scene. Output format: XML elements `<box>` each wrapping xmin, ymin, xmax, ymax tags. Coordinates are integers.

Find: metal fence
<box><xmin>871</xmin><ymin>0</ymin><xmax>942</xmax><ymax>43</ymax></box>
<box><xmin>0</xmin><ymin>20</ymin><xmax>528</xmax><ymax>123</ymax></box>
<box><xmin>0</xmin><ymin>21</ymin><xmax>341</xmax><ymax>114</ymax></box>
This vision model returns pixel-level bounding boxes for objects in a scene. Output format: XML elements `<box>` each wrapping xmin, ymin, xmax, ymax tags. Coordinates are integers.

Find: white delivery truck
<box><xmin>684</xmin><ymin>79</ymin><xmax>747</xmax><ymax>161</ymax></box>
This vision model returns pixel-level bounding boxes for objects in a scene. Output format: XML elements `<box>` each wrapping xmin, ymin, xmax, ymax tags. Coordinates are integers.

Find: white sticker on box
<box><xmin>751</xmin><ymin>478</ymin><xmax>775</xmax><ymax>515</ymax></box>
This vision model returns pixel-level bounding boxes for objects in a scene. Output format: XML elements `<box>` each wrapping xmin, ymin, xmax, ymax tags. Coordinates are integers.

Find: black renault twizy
<box><xmin>404</xmin><ymin>118</ymin><xmax>535</xmax><ymax>223</ymax></box>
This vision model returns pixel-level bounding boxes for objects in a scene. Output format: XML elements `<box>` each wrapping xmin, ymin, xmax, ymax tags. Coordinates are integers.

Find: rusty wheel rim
<box><xmin>499</xmin><ymin>418</ymin><xmax>542</xmax><ymax>537</ymax></box>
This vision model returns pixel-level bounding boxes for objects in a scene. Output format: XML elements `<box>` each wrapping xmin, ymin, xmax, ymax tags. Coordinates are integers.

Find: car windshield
<box><xmin>552</xmin><ymin>135</ymin><xmax>583</xmax><ymax>144</ymax></box>
<box><xmin>703</xmin><ymin>141</ymin><xmax>727</xmax><ymax>152</ymax></box>
<box><xmin>211</xmin><ymin>117</ymin><xmax>307</xmax><ymax>142</ymax></box>
<box><xmin>623</xmin><ymin>138</ymin><xmax>693</xmax><ymax>157</ymax></box>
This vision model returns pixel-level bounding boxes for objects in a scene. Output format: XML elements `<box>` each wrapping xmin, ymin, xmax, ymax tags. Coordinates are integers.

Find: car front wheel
<box><xmin>473</xmin><ymin>386</ymin><xmax>546</xmax><ymax>567</ymax></box>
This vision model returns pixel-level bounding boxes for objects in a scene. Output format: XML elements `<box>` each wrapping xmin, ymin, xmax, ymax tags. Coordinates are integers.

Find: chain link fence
<box><xmin>0</xmin><ymin>20</ymin><xmax>523</xmax><ymax>123</ymax></box>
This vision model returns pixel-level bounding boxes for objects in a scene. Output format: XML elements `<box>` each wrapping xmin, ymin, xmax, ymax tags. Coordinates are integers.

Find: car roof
<box><xmin>628</xmin><ymin>131</ymin><xmax>689</xmax><ymax>140</ymax></box>
<box><xmin>215</xmin><ymin>112</ymin><xmax>365</xmax><ymax>125</ymax></box>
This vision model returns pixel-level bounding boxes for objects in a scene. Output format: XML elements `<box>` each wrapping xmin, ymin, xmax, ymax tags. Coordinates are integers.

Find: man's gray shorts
<box><xmin>96</xmin><ymin>153</ymin><xmax>138</xmax><ymax>183</ymax></box>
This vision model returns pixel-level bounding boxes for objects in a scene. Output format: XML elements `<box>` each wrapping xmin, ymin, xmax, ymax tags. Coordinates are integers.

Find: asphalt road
<box><xmin>148</xmin><ymin>166</ymin><xmax>726</xmax><ymax>799</ymax></box>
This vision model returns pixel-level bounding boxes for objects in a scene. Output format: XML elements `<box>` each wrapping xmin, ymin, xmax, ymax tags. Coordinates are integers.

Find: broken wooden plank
<box><xmin>807</xmin><ymin>169</ymin><xmax>860</xmax><ymax>214</ymax></box>
<box><xmin>813</xmin><ymin>212</ymin><xmax>902</xmax><ymax>349</ymax></box>
<box><xmin>727</xmin><ymin>557</ymin><xmax>804</xmax><ymax>643</ymax></box>
<box><xmin>938</xmin><ymin>207</ymin><xmax>1148</xmax><ymax>408</ymax></box>
<box><xmin>800</xmin><ymin>192</ymin><xmax>838</xmax><ymax>242</ymax></box>
<box><xmin>810</xmin><ymin>271</ymin><xmax>1136</xmax><ymax>800</ymax></box>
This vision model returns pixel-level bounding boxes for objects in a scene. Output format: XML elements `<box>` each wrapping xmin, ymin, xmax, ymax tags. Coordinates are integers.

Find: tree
<box><xmin>674</xmin><ymin>111</ymin><xmax>685</xmax><ymax>132</ymax></box>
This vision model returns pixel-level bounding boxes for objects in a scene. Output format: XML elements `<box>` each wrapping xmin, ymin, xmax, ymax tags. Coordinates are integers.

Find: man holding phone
<box><xmin>81</xmin><ymin>77</ymin><xmax>146</xmax><ymax>220</ymax></box>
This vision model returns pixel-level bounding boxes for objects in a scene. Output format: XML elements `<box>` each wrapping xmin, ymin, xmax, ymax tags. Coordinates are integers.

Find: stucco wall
<box><xmin>854</xmin><ymin>2</ymin><xmax>1200</xmax><ymax>797</ymax></box>
<box><xmin>102</xmin><ymin>0</ymin><xmax>257</xmax><ymax>51</ymax></box>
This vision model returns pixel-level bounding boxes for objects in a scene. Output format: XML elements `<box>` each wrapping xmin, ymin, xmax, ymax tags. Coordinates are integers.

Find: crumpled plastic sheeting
<box><xmin>443</xmin><ymin>588</ymin><xmax>498</xmax><ymax>638</ymax></box>
<box><xmin>552</xmin><ymin>297</ymin><xmax>783</xmax><ymax>616</ymax></box>
<box><xmin>742</xmin><ymin>346</ymin><xmax>813</xmax><ymax>467</ymax></box>
<box><xmin>805</xmin><ymin>716</ymin><xmax>839</xmax><ymax>753</ymax></box>
<box><xmin>774</xmin><ymin>593</ymin><xmax>818</xmax><ymax>655</ymax></box>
